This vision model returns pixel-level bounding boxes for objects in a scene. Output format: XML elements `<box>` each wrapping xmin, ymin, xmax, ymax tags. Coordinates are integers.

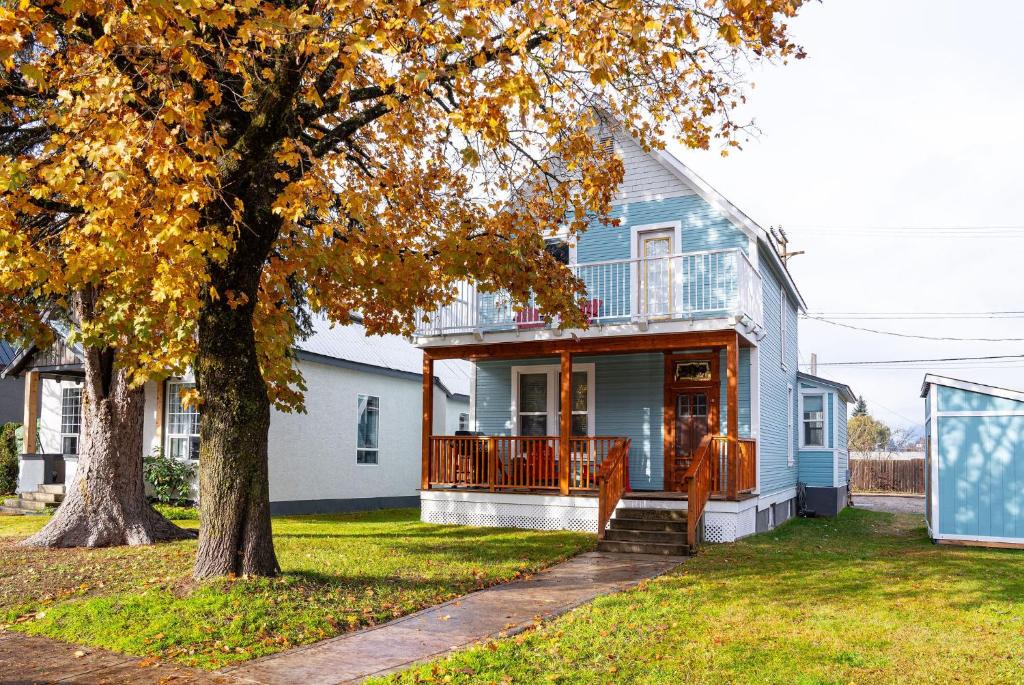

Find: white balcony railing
<box><xmin>415</xmin><ymin>248</ymin><xmax>762</xmax><ymax>337</ymax></box>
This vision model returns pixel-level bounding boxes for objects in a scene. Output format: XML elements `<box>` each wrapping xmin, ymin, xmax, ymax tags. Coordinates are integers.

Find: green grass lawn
<box><xmin>0</xmin><ymin>508</ymin><xmax>591</xmax><ymax>669</ymax></box>
<box><xmin>373</xmin><ymin>509</ymin><xmax>1024</xmax><ymax>685</ymax></box>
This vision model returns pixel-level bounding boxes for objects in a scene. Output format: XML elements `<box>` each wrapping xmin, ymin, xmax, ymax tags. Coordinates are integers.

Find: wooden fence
<box><xmin>850</xmin><ymin>458</ymin><xmax>925</xmax><ymax>494</ymax></box>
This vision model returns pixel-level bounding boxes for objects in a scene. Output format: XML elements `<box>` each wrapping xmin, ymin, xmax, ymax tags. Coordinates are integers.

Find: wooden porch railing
<box><xmin>596</xmin><ymin>438</ymin><xmax>631</xmax><ymax>539</ymax></box>
<box><xmin>427</xmin><ymin>435</ymin><xmax>621</xmax><ymax>492</ymax></box>
<box><xmin>683</xmin><ymin>434</ymin><xmax>714</xmax><ymax>546</ymax></box>
<box><xmin>707</xmin><ymin>436</ymin><xmax>757</xmax><ymax>498</ymax></box>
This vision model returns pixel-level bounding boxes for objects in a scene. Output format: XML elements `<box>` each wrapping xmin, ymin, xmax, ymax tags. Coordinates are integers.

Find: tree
<box><xmin>2</xmin><ymin>0</ymin><xmax>807</xmax><ymax>577</ymax></box>
<box><xmin>853</xmin><ymin>396</ymin><xmax>868</xmax><ymax>417</ymax></box>
<box><xmin>848</xmin><ymin>414</ymin><xmax>891</xmax><ymax>453</ymax></box>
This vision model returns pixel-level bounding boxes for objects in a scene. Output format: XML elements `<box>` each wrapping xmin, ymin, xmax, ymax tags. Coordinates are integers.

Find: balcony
<box><xmin>415</xmin><ymin>248</ymin><xmax>762</xmax><ymax>338</ymax></box>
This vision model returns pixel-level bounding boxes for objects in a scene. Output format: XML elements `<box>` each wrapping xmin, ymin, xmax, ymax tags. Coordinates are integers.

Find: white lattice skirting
<box><xmin>703</xmin><ymin>507</ymin><xmax>757</xmax><ymax>543</ymax></box>
<box><xmin>421</xmin><ymin>491</ymin><xmax>599</xmax><ymax>533</ymax></box>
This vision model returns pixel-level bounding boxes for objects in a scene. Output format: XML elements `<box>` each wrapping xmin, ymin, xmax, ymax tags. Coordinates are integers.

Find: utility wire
<box><xmin>803</xmin><ymin>311</ymin><xmax>1024</xmax><ymax>320</ymax></box>
<box><xmin>802</xmin><ymin>353</ymin><xmax>1024</xmax><ymax>367</ymax></box>
<box><xmin>802</xmin><ymin>316</ymin><xmax>1024</xmax><ymax>343</ymax></box>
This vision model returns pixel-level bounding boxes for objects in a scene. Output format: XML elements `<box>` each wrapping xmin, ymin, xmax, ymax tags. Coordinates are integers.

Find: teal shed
<box><xmin>921</xmin><ymin>375</ymin><xmax>1024</xmax><ymax>548</ymax></box>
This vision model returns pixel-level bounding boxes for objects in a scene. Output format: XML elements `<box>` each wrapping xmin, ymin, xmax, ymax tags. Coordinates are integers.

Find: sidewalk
<box><xmin>222</xmin><ymin>551</ymin><xmax>683</xmax><ymax>684</ymax></box>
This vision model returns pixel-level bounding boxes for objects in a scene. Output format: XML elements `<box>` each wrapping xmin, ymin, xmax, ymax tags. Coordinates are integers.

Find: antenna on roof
<box><xmin>770</xmin><ymin>226</ymin><xmax>805</xmax><ymax>265</ymax></box>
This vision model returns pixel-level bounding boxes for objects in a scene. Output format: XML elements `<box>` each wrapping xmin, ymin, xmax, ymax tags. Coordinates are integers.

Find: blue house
<box><xmin>413</xmin><ymin>122</ymin><xmax>853</xmax><ymax>552</ymax></box>
<box><xmin>922</xmin><ymin>375</ymin><xmax>1024</xmax><ymax>548</ymax></box>
<box><xmin>796</xmin><ymin>372</ymin><xmax>855</xmax><ymax>517</ymax></box>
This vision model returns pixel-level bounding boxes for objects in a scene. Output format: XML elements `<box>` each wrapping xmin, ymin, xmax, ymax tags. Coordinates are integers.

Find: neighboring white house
<box><xmin>5</xmin><ymin>318</ymin><xmax>470</xmax><ymax>515</ymax></box>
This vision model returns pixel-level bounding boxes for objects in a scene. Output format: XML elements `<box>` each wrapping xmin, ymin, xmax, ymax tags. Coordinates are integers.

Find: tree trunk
<box><xmin>191</xmin><ymin>194</ymin><xmax>281</xmax><ymax>580</ymax></box>
<box><xmin>21</xmin><ymin>345</ymin><xmax>194</xmax><ymax>548</ymax></box>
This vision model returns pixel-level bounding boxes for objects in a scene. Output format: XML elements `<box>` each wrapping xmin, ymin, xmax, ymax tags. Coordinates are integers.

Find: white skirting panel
<box><xmin>623</xmin><ymin>497</ymin><xmax>759</xmax><ymax>543</ymax></box>
<box><xmin>420</xmin><ymin>490</ymin><xmax>599</xmax><ymax>533</ymax></box>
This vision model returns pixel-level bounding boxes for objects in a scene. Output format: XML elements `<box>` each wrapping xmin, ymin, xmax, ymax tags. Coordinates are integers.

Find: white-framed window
<box><xmin>780</xmin><ymin>287</ymin><xmax>788</xmax><ymax>370</ymax></box>
<box><xmin>60</xmin><ymin>385</ymin><xmax>82</xmax><ymax>455</ymax></box>
<box><xmin>165</xmin><ymin>381</ymin><xmax>200</xmax><ymax>460</ymax></box>
<box><xmin>801</xmin><ymin>393</ymin><xmax>826</xmax><ymax>448</ymax></box>
<box><xmin>511</xmin><ymin>364</ymin><xmax>595</xmax><ymax>437</ymax></box>
<box><xmin>357</xmin><ymin>394</ymin><xmax>379</xmax><ymax>464</ymax></box>
<box><xmin>458</xmin><ymin>412</ymin><xmax>470</xmax><ymax>432</ymax></box>
<box><xmin>786</xmin><ymin>384</ymin><xmax>794</xmax><ymax>466</ymax></box>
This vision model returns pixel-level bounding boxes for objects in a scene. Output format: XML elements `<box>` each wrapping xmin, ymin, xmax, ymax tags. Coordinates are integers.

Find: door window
<box><xmin>639</xmin><ymin>231</ymin><xmax>673</xmax><ymax>316</ymax></box>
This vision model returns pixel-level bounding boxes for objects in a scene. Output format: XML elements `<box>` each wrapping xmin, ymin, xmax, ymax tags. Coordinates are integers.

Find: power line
<box><xmin>802</xmin><ymin>316</ymin><xmax>1024</xmax><ymax>342</ymax></box>
<box><xmin>801</xmin><ymin>353</ymin><xmax>1024</xmax><ymax>367</ymax></box>
<box><xmin>785</xmin><ymin>224</ymin><xmax>1024</xmax><ymax>232</ymax></box>
<box><xmin>803</xmin><ymin>310</ymin><xmax>1024</xmax><ymax>320</ymax></box>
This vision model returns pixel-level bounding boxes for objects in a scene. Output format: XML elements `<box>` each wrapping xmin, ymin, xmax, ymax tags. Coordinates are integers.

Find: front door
<box><xmin>669</xmin><ymin>390</ymin><xmax>709</xmax><ymax>490</ymax></box>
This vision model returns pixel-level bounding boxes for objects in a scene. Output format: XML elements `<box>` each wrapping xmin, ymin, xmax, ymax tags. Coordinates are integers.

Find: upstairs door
<box><xmin>637</xmin><ymin>229</ymin><xmax>674</xmax><ymax>318</ymax></box>
<box><xmin>668</xmin><ymin>390</ymin><xmax>710</xmax><ymax>491</ymax></box>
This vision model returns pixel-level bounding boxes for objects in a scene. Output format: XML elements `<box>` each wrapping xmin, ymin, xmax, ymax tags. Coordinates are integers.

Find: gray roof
<box><xmin>296</xmin><ymin>318</ymin><xmax>472</xmax><ymax>398</ymax></box>
<box><xmin>0</xmin><ymin>342</ymin><xmax>18</xmax><ymax>368</ymax></box>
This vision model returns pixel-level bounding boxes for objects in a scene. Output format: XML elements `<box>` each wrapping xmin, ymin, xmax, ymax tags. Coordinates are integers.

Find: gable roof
<box><xmin>295</xmin><ymin>317</ymin><xmax>472</xmax><ymax>398</ymax></box>
<box><xmin>0</xmin><ymin>342</ymin><xmax>18</xmax><ymax>369</ymax></box>
<box><xmin>603</xmin><ymin>117</ymin><xmax>807</xmax><ymax>311</ymax></box>
<box><xmin>920</xmin><ymin>374</ymin><xmax>1024</xmax><ymax>403</ymax></box>
<box><xmin>797</xmin><ymin>371</ymin><xmax>856</xmax><ymax>403</ymax></box>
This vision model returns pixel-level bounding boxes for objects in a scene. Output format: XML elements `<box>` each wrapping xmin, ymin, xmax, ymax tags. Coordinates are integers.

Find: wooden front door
<box><xmin>668</xmin><ymin>390</ymin><xmax>710</xmax><ymax>490</ymax></box>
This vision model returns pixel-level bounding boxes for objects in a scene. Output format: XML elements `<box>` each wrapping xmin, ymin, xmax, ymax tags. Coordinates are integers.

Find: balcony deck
<box><xmin>414</xmin><ymin>248</ymin><xmax>762</xmax><ymax>339</ymax></box>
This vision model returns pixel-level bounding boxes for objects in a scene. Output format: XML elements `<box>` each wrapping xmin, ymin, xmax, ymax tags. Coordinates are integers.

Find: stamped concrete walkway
<box><xmin>0</xmin><ymin>631</ymin><xmax>243</xmax><ymax>685</ymax></box>
<box><xmin>222</xmin><ymin>551</ymin><xmax>683</xmax><ymax>684</ymax></box>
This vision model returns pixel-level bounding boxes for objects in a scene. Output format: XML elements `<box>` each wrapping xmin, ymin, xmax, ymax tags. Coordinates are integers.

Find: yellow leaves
<box><xmin>718</xmin><ymin>22</ymin><xmax>741</xmax><ymax>46</ymax></box>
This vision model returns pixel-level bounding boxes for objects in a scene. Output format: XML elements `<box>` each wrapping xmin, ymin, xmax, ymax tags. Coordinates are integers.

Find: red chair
<box><xmin>515</xmin><ymin>307</ymin><xmax>545</xmax><ymax>329</ymax></box>
<box><xmin>580</xmin><ymin>298</ymin><xmax>602</xmax><ymax>323</ymax></box>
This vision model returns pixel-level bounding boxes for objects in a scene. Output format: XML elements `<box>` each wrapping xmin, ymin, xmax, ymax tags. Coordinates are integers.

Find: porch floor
<box><xmin>424</xmin><ymin>487</ymin><xmax>757</xmax><ymax>502</ymax></box>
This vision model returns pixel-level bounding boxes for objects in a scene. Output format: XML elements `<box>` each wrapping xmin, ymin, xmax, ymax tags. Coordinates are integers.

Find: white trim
<box><xmin>165</xmin><ymin>380</ymin><xmax>199</xmax><ymax>461</ymax></box>
<box><xmin>929</xmin><ymin>383</ymin><xmax>939</xmax><ymax>534</ymax></box>
<box><xmin>755</xmin><ymin>486</ymin><xmax>798</xmax><ymax>511</ymax></box>
<box><xmin>833</xmin><ymin>394</ymin><xmax>840</xmax><ymax>486</ymax></box>
<box><xmin>778</xmin><ymin>286</ymin><xmax>786</xmax><ymax>370</ymax></box>
<box><xmin>798</xmin><ymin>390</ymin><xmax>827</xmax><ymax>450</ymax></box>
<box><xmin>468</xmin><ymin>364</ymin><xmax>477</xmax><ymax>431</ymax></box>
<box><xmin>786</xmin><ymin>384</ymin><xmax>794</xmax><ymax>467</ymax></box>
<box><xmin>751</xmin><ymin>347</ymin><xmax>761</xmax><ymax>494</ymax></box>
<box><xmin>920</xmin><ymin>374</ymin><xmax>1024</xmax><ymax>403</ymax></box>
<box><xmin>629</xmin><ymin>221</ymin><xmax>683</xmax><ymax>321</ymax></box>
<box><xmin>510</xmin><ymin>363</ymin><xmax>596</xmax><ymax>437</ymax></box>
<box><xmin>933</xmin><ymin>532</ymin><xmax>1024</xmax><ymax>545</ymax></box>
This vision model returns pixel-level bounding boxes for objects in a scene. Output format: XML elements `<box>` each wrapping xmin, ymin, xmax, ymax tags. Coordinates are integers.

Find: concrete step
<box><xmin>610</xmin><ymin>516</ymin><xmax>687</xmax><ymax>533</ymax></box>
<box><xmin>3</xmin><ymin>497</ymin><xmax>50</xmax><ymax>511</ymax></box>
<box><xmin>614</xmin><ymin>507</ymin><xmax>687</xmax><ymax>521</ymax></box>
<box><xmin>596</xmin><ymin>539</ymin><xmax>691</xmax><ymax>556</ymax></box>
<box><xmin>0</xmin><ymin>500</ymin><xmax>50</xmax><ymax>515</ymax></box>
<box><xmin>38</xmin><ymin>484</ymin><xmax>66</xmax><ymax>495</ymax></box>
<box><xmin>19</xmin><ymin>491</ymin><xmax>63</xmax><ymax>504</ymax></box>
<box><xmin>604</xmin><ymin>528</ymin><xmax>687</xmax><ymax>545</ymax></box>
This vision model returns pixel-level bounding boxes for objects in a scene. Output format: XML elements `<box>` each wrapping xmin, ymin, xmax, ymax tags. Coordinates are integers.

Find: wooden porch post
<box><xmin>559</xmin><ymin>350</ymin><xmax>571</xmax><ymax>495</ymax></box>
<box><xmin>726</xmin><ymin>333</ymin><xmax>739</xmax><ymax>500</ymax></box>
<box><xmin>23</xmin><ymin>371</ymin><xmax>39</xmax><ymax>454</ymax></box>
<box><xmin>422</xmin><ymin>354</ymin><xmax>434</xmax><ymax>491</ymax></box>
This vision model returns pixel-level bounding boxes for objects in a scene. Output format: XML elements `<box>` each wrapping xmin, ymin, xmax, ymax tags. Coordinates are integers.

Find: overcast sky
<box><xmin>671</xmin><ymin>0</ymin><xmax>1024</xmax><ymax>432</ymax></box>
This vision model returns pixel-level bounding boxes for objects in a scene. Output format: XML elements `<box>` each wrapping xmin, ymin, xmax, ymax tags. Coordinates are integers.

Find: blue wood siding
<box><xmin>938</xmin><ymin>386</ymin><xmax>1024</xmax><ymax>413</ymax></box>
<box><xmin>471</xmin><ymin>351</ymin><xmax>751</xmax><ymax>491</ymax></box>
<box><xmin>837</xmin><ymin>397</ymin><xmax>849</xmax><ymax>486</ymax></box>
<box><xmin>937</xmin><ymin>414</ymin><xmax>1024</xmax><ymax>539</ymax></box>
<box><xmin>798</xmin><ymin>450</ymin><xmax>834</xmax><ymax>487</ymax></box>
<box><xmin>576</xmin><ymin>196</ymin><xmax>749</xmax><ymax>263</ymax></box>
<box><xmin>757</xmin><ymin>245</ymin><xmax>799</xmax><ymax>495</ymax></box>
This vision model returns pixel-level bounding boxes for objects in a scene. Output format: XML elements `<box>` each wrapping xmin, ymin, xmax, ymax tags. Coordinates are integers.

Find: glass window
<box><xmin>803</xmin><ymin>394</ymin><xmax>825</xmax><ymax>447</ymax></box>
<box><xmin>166</xmin><ymin>381</ymin><xmax>200</xmax><ymax>460</ymax></box>
<box><xmin>458</xmin><ymin>413</ymin><xmax>470</xmax><ymax>431</ymax></box>
<box><xmin>518</xmin><ymin>373</ymin><xmax>548</xmax><ymax>436</ymax></box>
<box><xmin>60</xmin><ymin>386</ymin><xmax>82</xmax><ymax>455</ymax></box>
<box><xmin>357</xmin><ymin>394</ymin><xmax>379</xmax><ymax>464</ymax></box>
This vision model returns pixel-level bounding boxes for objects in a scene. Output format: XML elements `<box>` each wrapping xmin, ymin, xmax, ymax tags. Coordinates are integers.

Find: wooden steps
<box><xmin>1</xmin><ymin>485</ymin><xmax>64</xmax><ymax>515</ymax></box>
<box><xmin>596</xmin><ymin>506</ymin><xmax>692</xmax><ymax>556</ymax></box>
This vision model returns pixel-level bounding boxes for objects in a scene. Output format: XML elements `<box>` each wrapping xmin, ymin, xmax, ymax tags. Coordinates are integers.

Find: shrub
<box><xmin>143</xmin><ymin>449</ymin><xmax>197</xmax><ymax>504</ymax></box>
<box><xmin>0</xmin><ymin>422</ymin><xmax>19</xmax><ymax>495</ymax></box>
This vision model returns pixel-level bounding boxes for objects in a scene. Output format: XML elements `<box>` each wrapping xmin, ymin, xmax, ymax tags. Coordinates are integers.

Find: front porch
<box><xmin>419</xmin><ymin>329</ymin><xmax>760</xmax><ymax>541</ymax></box>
